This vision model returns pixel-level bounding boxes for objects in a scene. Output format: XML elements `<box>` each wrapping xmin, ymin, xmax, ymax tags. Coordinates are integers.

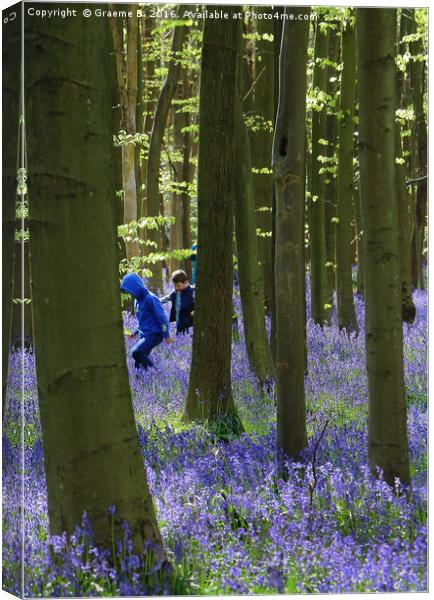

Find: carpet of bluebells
<box><xmin>2</xmin><ymin>284</ymin><xmax>427</xmax><ymax>596</ymax></box>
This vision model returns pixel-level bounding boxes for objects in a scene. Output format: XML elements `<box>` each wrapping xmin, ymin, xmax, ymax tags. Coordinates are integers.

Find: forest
<box><xmin>2</xmin><ymin>2</ymin><xmax>427</xmax><ymax>596</ymax></box>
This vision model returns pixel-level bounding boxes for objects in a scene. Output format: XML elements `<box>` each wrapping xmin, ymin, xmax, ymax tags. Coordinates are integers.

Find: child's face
<box><xmin>174</xmin><ymin>281</ymin><xmax>189</xmax><ymax>292</ymax></box>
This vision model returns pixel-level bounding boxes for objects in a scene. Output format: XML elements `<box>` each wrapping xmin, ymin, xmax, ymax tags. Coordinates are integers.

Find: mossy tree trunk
<box><xmin>270</xmin><ymin>9</ymin><xmax>284</xmax><ymax>363</ymax></box>
<box><xmin>135</xmin><ymin>19</ymin><xmax>143</xmax><ymax>220</ymax></box>
<box><xmin>251</xmin><ymin>6</ymin><xmax>274</xmax><ymax>313</ymax></box>
<box><xmin>395</xmin><ymin>32</ymin><xmax>415</xmax><ymax>323</ymax></box>
<box><xmin>181</xmin><ymin>70</ymin><xmax>194</xmax><ymax>280</ymax></box>
<box><xmin>354</xmin><ymin>180</ymin><xmax>364</xmax><ymax>297</ymax></box>
<box><xmin>272</xmin><ymin>7</ymin><xmax>310</xmax><ymax>466</ymax></box>
<box><xmin>234</xmin><ymin>82</ymin><xmax>274</xmax><ymax>386</ymax></box>
<box><xmin>25</xmin><ymin>9</ymin><xmax>163</xmax><ymax>553</ymax></box>
<box><xmin>324</xmin><ymin>29</ymin><xmax>340</xmax><ymax>302</ymax></box>
<box><xmin>185</xmin><ymin>7</ymin><xmax>243</xmax><ymax>434</ymax></box>
<box><xmin>109</xmin><ymin>8</ymin><xmax>140</xmax><ymax>259</ymax></box>
<box><xmin>309</xmin><ymin>24</ymin><xmax>331</xmax><ymax>325</ymax></box>
<box><xmin>335</xmin><ymin>17</ymin><xmax>358</xmax><ymax>334</ymax></box>
<box><xmin>144</xmin><ymin>13</ymin><xmax>187</xmax><ymax>292</ymax></box>
<box><xmin>409</xmin><ymin>12</ymin><xmax>427</xmax><ymax>290</ymax></box>
<box><xmin>140</xmin><ymin>14</ymin><xmax>156</xmax><ymax>220</ymax></box>
<box><xmin>357</xmin><ymin>8</ymin><xmax>410</xmax><ymax>486</ymax></box>
<box><xmin>169</xmin><ymin>101</ymin><xmax>184</xmax><ymax>274</ymax></box>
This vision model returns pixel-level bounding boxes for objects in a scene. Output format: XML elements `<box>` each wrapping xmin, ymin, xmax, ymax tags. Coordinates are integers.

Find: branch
<box><xmin>162</xmin><ymin>142</ymin><xmax>180</xmax><ymax>179</ymax></box>
<box><xmin>242</xmin><ymin>66</ymin><xmax>267</xmax><ymax>103</ymax></box>
<box><xmin>406</xmin><ymin>174</ymin><xmax>427</xmax><ymax>187</ymax></box>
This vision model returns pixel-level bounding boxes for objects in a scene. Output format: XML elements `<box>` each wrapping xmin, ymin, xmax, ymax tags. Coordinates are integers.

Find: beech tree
<box><xmin>336</xmin><ymin>15</ymin><xmax>358</xmax><ymax>334</ymax></box>
<box><xmin>26</xmin><ymin>10</ymin><xmax>163</xmax><ymax>552</ymax></box>
<box><xmin>109</xmin><ymin>5</ymin><xmax>140</xmax><ymax>259</ymax></box>
<box><xmin>408</xmin><ymin>9</ymin><xmax>427</xmax><ymax>290</ymax></box>
<box><xmin>395</xmin><ymin>25</ymin><xmax>415</xmax><ymax>323</ymax></box>
<box><xmin>309</xmin><ymin>23</ymin><xmax>331</xmax><ymax>325</ymax></box>
<box><xmin>324</xmin><ymin>28</ymin><xmax>340</xmax><ymax>301</ymax></box>
<box><xmin>185</xmin><ymin>6</ymin><xmax>243</xmax><ymax>434</ymax></box>
<box><xmin>357</xmin><ymin>8</ymin><xmax>410</xmax><ymax>486</ymax></box>
<box><xmin>234</xmin><ymin>77</ymin><xmax>274</xmax><ymax>385</ymax></box>
<box><xmin>145</xmin><ymin>10</ymin><xmax>187</xmax><ymax>291</ymax></box>
<box><xmin>272</xmin><ymin>7</ymin><xmax>310</xmax><ymax>465</ymax></box>
<box><xmin>251</xmin><ymin>6</ymin><xmax>274</xmax><ymax>313</ymax></box>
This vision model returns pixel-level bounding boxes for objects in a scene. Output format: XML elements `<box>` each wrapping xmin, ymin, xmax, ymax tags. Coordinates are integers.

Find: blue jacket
<box><xmin>160</xmin><ymin>285</ymin><xmax>194</xmax><ymax>333</ymax></box>
<box><xmin>120</xmin><ymin>273</ymin><xmax>170</xmax><ymax>339</ymax></box>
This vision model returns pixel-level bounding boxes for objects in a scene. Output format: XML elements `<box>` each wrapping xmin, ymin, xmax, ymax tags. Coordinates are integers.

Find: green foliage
<box><xmin>244</xmin><ymin>114</ymin><xmax>273</xmax><ymax>134</ymax></box>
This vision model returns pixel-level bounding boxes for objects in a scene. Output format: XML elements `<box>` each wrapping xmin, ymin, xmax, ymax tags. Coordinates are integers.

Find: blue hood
<box><xmin>120</xmin><ymin>273</ymin><xmax>149</xmax><ymax>300</ymax></box>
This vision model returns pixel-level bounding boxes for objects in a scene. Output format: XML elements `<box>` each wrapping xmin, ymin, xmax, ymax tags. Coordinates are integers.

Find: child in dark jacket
<box><xmin>160</xmin><ymin>270</ymin><xmax>195</xmax><ymax>334</ymax></box>
<box><xmin>120</xmin><ymin>273</ymin><xmax>173</xmax><ymax>370</ymax></box>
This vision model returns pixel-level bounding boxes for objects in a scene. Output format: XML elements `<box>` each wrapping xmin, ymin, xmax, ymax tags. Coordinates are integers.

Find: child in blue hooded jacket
<box><xmin>120</xmin><ymin>273</ymin><xmax>173</xmax><ymax>371</ymax></box>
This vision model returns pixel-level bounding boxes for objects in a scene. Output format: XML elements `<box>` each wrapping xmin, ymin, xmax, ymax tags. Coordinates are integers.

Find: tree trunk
<box><xmin>272</xmin><ymin>7</ymin><xmax>310</xmax><ymax>466</ymax></box>
<box><xmin>234</xmin><ymin>91</ymin><xmax>275</xmax><ymax>385</ymax></box>
<box><xmin>109</xmin><ymin>8</ymin><xmax>140</xmax><ymax>259</ymax></box>
<box><xmin>395</xmin><ymin>41</ymin><xmax>415</xmax><ymax>323</ymax></box>
<box><xmin>270</xmin><ymin>9</ymin><xmax>284</xmax><ymax>363</ymax></box>
<box><xmin>169</xmin><ymin>103</ymin><xmax>183</xmax><ymax>274</ymax></box>
<box><xmin>324</xmin><ymin>30</ymin><xmax>340</xmax><ymax>302</ymax></box>
<box><xmin>181</xmin><ymin>70</ymin><xmax>194</xmax><ymax>279</ymax></box>
<box><xmin>335</xmin><ymin>19</ymin><xmax>358</xmax><ymax>334</ymax></box>
<box><xmin>357</xmin><ymin>8</ymin><xmax>410</xmax><ymax>486</ymax></box>
<box><xmin>140</xmin><ymin>14</ymin><xmax>156</xmax><ymax>220</ymax></box>
<box><xmin>409</xmin><ymin>10</ymin><xmax>427</xmax><ymax>290</ymax></box>
<box><xmin>309</xmin><ymin>24</ymin><xmax>331</xmax><ymax>325</ymax></box>
<box><xmin>251</xmin><ymin>7</ymin><xmax>274</xmax><ymax>313</ymax></box>
<box><xmin>185</xmin><ymin>8</ymin><xmax>243</xmax><ymax>435</ymax></box>
<box><xmin>144</xmin><ymin>14</ymin><xmax>187</xmax><ymax>292</ymax></box>
<box><xmin>135</xmin><ymin>18</ymin><xmax>143</xmax><ymax>221</ymax></box>
<box><xmin>354</xmin><ymin>180</ymin><xmax>364</xmax><ymax>297</ymax></box>
<box><xmin>25</xmin><ymin>10</ymin><xmax>163</xmax><ymax>553</ymax></box>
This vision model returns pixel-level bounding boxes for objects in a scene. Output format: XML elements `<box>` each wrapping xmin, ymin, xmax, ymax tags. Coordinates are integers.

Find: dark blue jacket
<box><xmin>161</xmin><ymin>285</ymin><xmax>194</xmax><ymax>333</ymax></box>
<box><xmin>120</xmin><ymin>273</ymin><xmax>170</xmax><ymax>339</ymax></box>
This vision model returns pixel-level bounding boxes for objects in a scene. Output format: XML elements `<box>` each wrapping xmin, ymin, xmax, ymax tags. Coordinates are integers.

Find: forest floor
<box><xmin>2</xmin><ymin>288</ymin><xmax>427</xmax><ymax>596</ymax></box>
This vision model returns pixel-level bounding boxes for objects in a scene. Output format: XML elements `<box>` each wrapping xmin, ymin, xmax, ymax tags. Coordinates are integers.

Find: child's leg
<box><xmin>131</xmin><ymin>334</ymin><xmax>163</xmax><ymax>370</ymax></box>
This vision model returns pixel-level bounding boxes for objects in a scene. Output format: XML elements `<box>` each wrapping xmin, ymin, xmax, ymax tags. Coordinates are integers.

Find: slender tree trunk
<box><xmin>140</xmin><ymin>14</ymin><xmax>156</xmax><ymax>220</ymax></box>
<box><xmin>169</xmin><ymin>103</ymin><xmax>183</xmax><ymax>274</ymax></box>
<box><xmin>234</xmin><ymin>90</ymin><xmax>275</xmax><ymax>385</ymax></box>
<box><xmin>251</xmin><ymin>7</ymin><xmax>274</xmax><ymax>313</ymax></box>
<box><xmin>354</xmin><ymin>180</ymin><xmax>364</xmax><ymax>297</ymax></box>
<box><xmin>144</xmin><ymin>14</ymin><xmax>187</xmax><ymax>292</ymax></box>
<box><xmin>324</xmin><ymin>31</ymin><xmax>340</xmax><ymax>302</ymax></box>
<box><xmin>409</xmin><ymin>10</ymin><xmax>427</xmax><ymax>290</ymax></box>
<box><xmin>135</xmin><ymin>19</ymin><xmax>143</xmax><ymax>220</ymax></box>
<box><xmin>272</xmin><ymin>7</ymin><xmax>310</xmax><ymax>466</ymax></box>
<box><xmin>143</xmin><ymin>14</ymin><xmax>156</xmax><ymax>139</ymax></box>
<box><xmin>110</xmin><ymin>7</ymin><xmax>140</xmax><ymax>259</ymax></box>
<box><xmin>309</xmin><ymin>24</ymin><xmax>331</xmax><ymax>325</ymax></box>
<box><xmin>185</xmin><ymin>8</ymin><xmax>243</xmax><ymax>434</ymax></box>
<box><xmin>25</xmin><ymin>10</ymin><xmax>163</xmax><ymax>553</ymax></box>
<box><xmin>357</xmin><ymin>8</ymin><xmax>410</xmax><ymax>486</ymax></box>
<box><xmin>336</xmin><ymin>19</ymin><xmax>358</xmax><ymax>334</ymax></box>
<box><xmin>395</xmin><ymin>119</ymin><xmax>415</xmax><ymax>322</ymax></box>
<box><xmin>241</xmin><ymin>13</ymin><xmax>255</xmax><ymax>115</ymax></box>
<box><xmin>395</xmin><ymin>40</ymin><xmax>416</xmax><ymax>323</ymax></box>
<box><xmin>181</xmin><ymin>70</ymin><xmax>194</xmax><ymax>279</ymax></box>
<box><xmin>270</xmin><ymin>10</ymin><xmax>284</xmax><ymax>363</ymax></box>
